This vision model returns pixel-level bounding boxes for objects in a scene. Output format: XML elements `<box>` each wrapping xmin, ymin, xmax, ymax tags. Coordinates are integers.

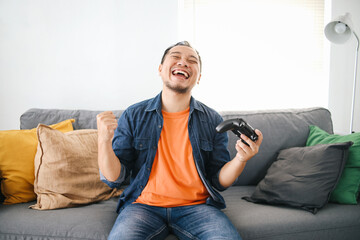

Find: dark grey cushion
<box><xmin>243</xmin><ymin>142</ymin><xmax>353</xmax><ymax>213</ymax></box>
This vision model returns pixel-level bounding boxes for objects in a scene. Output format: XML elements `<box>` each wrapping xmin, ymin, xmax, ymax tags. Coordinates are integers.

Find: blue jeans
<box><xmin>108</xmin><ymin>203</ymin><xmax>242</xmax><ymax>240</ymax></box>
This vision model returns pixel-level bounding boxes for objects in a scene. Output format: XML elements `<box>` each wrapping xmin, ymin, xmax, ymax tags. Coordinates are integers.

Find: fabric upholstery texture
<box><xmin>306</xmin><ymin>125</ymin><xmax>360</xmax><ymax>204</ymax></box>
<box><xmin>1</xmin><ymin>187</ymin><xmax>360</xmax><ymax>240</ymax></box>
<box><xmin>0</xmin><ymin>197</ymin><xmax>119</xmax><ymax>240</ymax></box>
<box><xmin>243</xmin><ymin>142</ymin><xmax>352</xmax><ymax>213</ymax></box>
<box><xmin>222</xmin><ymin>186</ymin><xmax>360</xmax><ymax>240</ymax></box>
<box><xmin>30</xmin><ymin>125</ymin><xmax>122</xmax><ymax>210</ymax></box>
<box><xmin>0</xmin><ymin>119</ymin><xmax>74</xmax><ymax>204</ymax></box>
<box><xmin>20</xmin><ymin>108</ymin><xmax>124</xmax><ymax>130</ymax></box>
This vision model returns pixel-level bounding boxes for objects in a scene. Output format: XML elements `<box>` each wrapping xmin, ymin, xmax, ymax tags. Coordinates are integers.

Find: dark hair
<box><xmin>160</xmin><ymin>41</ymin><xmax>202</xmax><ymax>72</ymax></box>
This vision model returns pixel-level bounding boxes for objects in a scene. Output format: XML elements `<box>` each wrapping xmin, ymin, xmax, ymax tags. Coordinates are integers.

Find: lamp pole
<box><xmin>350</xmin><ymin>32</ymin><xmax>359</xmax><ymax>133</ymax></box>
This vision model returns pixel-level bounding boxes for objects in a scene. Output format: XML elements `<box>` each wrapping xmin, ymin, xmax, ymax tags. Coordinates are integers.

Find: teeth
<box><xmin>173</xmin><ymin>70</ymin><xmax>189</xmax><ymax>78</ymax></box>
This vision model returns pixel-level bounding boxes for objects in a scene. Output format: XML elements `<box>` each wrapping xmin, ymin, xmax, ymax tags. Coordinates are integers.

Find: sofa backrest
<box><xmin>20</xmin><ymin>107</ymin><xmax>333</xmax><ymax>186</ymax></box>
<box><xmin>20</xmin><ymin>109</ymin><xmax>124</xmax><ymax>130</ymax></box>
<box><xmin>220</xmin><ymin>107</ymin><xmax>333</xmax><ymax>185</ymax></box>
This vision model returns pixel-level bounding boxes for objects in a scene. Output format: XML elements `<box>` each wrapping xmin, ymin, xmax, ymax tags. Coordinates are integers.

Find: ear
<box><xmin>197</xmin><ymin>74</ymin><xmax>202</xmax><ymax>84</ymax></box>
<box><xmin>158</xmin><ymin>64</ymin><xmax>163</xmax><ymax>75</ymax></box>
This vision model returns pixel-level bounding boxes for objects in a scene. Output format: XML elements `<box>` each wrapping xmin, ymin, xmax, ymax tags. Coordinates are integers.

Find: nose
<box><xmin>177</xmin><ymin>59</ymin><xmax>188</xmax><ymax>67</ymax></box>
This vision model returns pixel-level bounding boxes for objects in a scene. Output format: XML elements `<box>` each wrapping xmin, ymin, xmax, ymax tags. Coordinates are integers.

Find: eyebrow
<box><xmin>169</xmin><ymin>51</ymin><xmax>199</xmax><ymax>61</ymax></box>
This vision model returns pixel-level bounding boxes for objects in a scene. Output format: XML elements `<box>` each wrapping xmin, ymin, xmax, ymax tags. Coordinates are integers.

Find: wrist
<box><xmin>237</xmin><ymin>159</ymin><xmax>248</xmax><ymax>164</ymax></box>
<box><xmin>235</xmin><ymin>154</ymin><xmax>249</xmax><ymax>164</ymax></box>
<box><xmin>98</xmin><ymin>138</ymin><xmax>113</xmax><ymax>149</ymax></box>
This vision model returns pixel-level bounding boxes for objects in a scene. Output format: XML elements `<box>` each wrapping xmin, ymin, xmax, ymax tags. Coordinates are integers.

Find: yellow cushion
<box><xmin>0</xmin><ymin>119</ymin><xmax>75</xmax><ymax>204</ymax></box>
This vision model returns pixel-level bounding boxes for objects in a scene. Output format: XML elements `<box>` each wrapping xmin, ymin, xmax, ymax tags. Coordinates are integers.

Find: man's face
<box><xmin>159</xmin><ymin>45</ymin><xmax>201</xmax><ymax>94</ymax></box>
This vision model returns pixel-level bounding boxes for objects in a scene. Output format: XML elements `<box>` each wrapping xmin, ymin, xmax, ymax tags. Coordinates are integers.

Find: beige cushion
<box><xmin>30</xmin><ymin>124</ymin><xmax>122</xmax><ymax>210</ymax></box>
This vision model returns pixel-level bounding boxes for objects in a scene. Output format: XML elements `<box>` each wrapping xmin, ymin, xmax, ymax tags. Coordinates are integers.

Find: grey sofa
<box><xmin>0</xmin><ymin>107</ymin><xmax>359</xmax><ymax>240</ymax></box>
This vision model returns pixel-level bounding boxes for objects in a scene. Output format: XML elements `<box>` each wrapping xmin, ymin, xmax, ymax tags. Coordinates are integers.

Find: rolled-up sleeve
<box><xmin>210</xmin><ymin>130</ymin><xmax>230</xmax><ymax>192</ymax></box>
<box><xmin>208</xmin><ymin>114</ymin><xmax>231</xmax><ymax>192</ymax></box>
<box><xmin>99</xmin><ymin>163</ymin><xmax>126</xmax><ymax>189</ymax></box>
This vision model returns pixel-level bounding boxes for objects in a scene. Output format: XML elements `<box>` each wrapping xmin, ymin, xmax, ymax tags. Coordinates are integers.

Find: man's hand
<box><xmin>219</xmin><ymin>129</ymin><xmax>263</xmax><ymax>188</ymax></box>
<box><xmin>234</xmin><ymin>129</ymin><xmax>263</xmax><ymax>163</ymax></box>
<box><xmin>97</xmin><ymin>111</ymin><xmax>118</xmax><ymax>143</ymax></box>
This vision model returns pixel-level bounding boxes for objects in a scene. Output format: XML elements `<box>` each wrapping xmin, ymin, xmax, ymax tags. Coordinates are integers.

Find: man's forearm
<box><xmin>218</xmin><ymin>158</ymin><xmax>247</xmax><ymax>188</ymax></box>
<box><xmin>218</xmin><ymin>131</ymin><xmax>263</xmax><ymax>188</ymax></box>
<box><xmin>98</xmin><ymin>141</ymin><xmax>121</xmax><ymax>182</ymax></box>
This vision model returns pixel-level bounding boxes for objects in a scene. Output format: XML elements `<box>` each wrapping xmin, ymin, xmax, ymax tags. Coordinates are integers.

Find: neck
<box><xmin>161</xmin><ymin>89</ymin><xmax>191</xmax><ymax>113</ymax></box>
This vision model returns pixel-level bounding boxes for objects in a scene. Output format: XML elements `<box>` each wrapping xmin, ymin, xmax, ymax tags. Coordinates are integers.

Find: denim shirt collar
<box><xmin>144</xmin><ymin>91</ymin><xmax>204</xmax><ymax>115</ymax></box>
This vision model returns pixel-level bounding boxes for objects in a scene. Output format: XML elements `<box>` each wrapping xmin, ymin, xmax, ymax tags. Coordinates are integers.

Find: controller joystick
<box><xmin>216</xmin><ymin>118</ymin><xmax>258</xmax><ymax>146</ymax></box>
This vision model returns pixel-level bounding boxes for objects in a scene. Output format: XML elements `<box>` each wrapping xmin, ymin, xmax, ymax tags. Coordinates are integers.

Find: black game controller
<box><xmin>216</xmin><ymin>118</ymin><xmax>258</xmax><ymax>145</ymax></box>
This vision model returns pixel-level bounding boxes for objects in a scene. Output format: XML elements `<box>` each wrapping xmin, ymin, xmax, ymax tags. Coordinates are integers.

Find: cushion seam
<box><xmin>0</xmin><ymin>232</ymin><xmax>105</xmax><ymax>240</ymax></box>
<box><xmin>220</xmin><ymin>107</ymin><xmax>330</xmax><ymax>117</ymax></box>
<box><xmin>247</xmin><ymin>224</ymin><xmax>360</xmax><ymax>240</ymax></box>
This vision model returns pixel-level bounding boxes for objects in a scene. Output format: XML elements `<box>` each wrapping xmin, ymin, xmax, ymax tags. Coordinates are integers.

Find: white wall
<box><xmin>0</xmin><ymin>0</ymin><xmax>178</xmax><ymax>130</ymax></box>
<box><xmin>1</xmin><ymin>0</ymin><xmax>360</xmax><ymax>134</ymax></box>
<box><xmin>329</xmin><ymin>0</ymin><xmax>360</xmax><ymax>134</ymax></box>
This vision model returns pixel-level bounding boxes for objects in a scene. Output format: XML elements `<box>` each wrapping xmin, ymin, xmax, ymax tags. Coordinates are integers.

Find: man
<box><xmin>97</xmin><ymin>41</ymin><xmax>263</xmax><ymax>240</ymax></box>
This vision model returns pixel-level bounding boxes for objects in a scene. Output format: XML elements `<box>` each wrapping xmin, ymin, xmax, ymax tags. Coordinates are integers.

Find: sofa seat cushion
<box><xmin>1</xmin><ymin>186</ymin><xmax>359</xmax><ymax>240</ymax></box>
<box><xmin>222</xmin><ymin>186</ymin><xmax>360</xmax><ymax>240</ymax></box>
<box><xmin>0</xmin><ymin>197</ymin><xmax>119</xmax><ymax>240</ymax></box>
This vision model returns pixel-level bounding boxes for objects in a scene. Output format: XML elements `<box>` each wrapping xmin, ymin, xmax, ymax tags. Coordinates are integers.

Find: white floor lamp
<box><xmin>325</xmin><ymin>13</ymin><xmax>359</xmax><ymax>134</ymax></box>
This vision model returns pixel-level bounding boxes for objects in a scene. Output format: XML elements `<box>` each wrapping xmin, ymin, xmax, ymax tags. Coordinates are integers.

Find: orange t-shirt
<box><xmin>135</xmin><ymin>107</ymin><xmax>209</xmax><ymax>207</ymax></box>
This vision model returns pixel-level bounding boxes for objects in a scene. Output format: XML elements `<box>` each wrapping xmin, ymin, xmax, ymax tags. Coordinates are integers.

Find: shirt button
<box><xmin>153</xmin><ymin>146</ymin><xmax>156</xmax><ymax>149</ymax></box>
<box><xmin>158</xmin><ymin>125</ymin><xmax>162</xmax><ymax>128</ymax></box>
<box><xmin>139</xmin><ymin>144</ymin><xmax>143</xmax><ymax>148</ymax></box>
<box><xmin>147</xmin><ymin>168</ymin><xmax>150</xmax><ymax>171</ymax></box>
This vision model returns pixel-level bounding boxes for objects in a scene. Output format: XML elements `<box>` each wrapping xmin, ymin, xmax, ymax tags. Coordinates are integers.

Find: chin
<box><xmin>165</xmin><ymin>82</ymin><xmax>190</xmax><ymax>94</ymax></box>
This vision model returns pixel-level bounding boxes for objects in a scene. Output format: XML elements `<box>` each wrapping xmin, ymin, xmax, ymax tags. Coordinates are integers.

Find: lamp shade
<box><xmin>325</xmin><ymin>13</ymin><xmax>354</xmax><ymax>44</ymax></box>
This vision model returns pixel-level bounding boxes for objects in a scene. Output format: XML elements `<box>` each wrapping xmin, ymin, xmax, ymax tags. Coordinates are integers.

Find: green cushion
<box><xmin>306</xmin><ymin>125</ymin><xmax>360</xmax><ymax>204</ymax></box>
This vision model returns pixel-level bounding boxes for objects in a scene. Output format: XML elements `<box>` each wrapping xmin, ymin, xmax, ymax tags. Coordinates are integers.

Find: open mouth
<box><xmin>172</xmin><ymin>69</ymin><xmax>190</xmax><ymax>79</ymax></box>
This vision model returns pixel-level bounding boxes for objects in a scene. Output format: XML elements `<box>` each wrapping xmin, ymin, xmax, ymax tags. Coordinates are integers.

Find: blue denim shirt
<box><xmin>101</xmin><ymin>92</ymin><xmax>230</xmax><ymax>213</ymax></box>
